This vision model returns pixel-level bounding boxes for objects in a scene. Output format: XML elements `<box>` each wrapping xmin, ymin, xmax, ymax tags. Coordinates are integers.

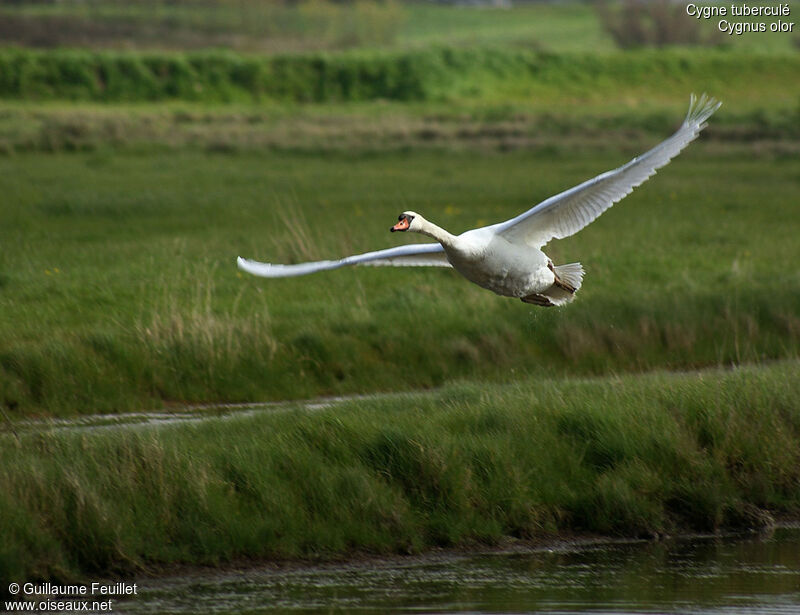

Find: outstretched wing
<box><xmin>494</xmin><ymin>94</ymin><xmax>721</xmax><ymax>248</ymax></box>
<box><xmin>237</xmin><ymin>242</ymin><xmax>450</xmax><ymax>278</ymax></box>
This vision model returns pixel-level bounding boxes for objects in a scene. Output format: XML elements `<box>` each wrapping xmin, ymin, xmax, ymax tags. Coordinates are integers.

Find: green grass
<box><xmin>0</xmin><ymin>1</ymin><xmax>797</xmax><ymax>53</ymax></box>
<box><xmin>401</xmin><ymin>2</ymin><xmax>614</xmax><ymax>52</ymax></box>
<box><xmin>0</xmin><ymin>1</ymin><xmax>605</xmax><ymax>52</ymax></box>
<box><xmin>0</xmin><ymin>131</ymin><xmax>798</xmax><ymax>417</ymax></box>
<box><xmin>1</xmin><ymin>47</ymin><xmax>799</xmax><ymax>105</ymax></box>
<box><xmin>2</xmin><ymin>95</ymin><xmax>799</xmax><ymax>155</ymax></box>
<box><xmin>2</xmin><ymin>361</ymin><xmax>799</xmax><ymax>584</ymax></box>
<box><xmin>0</xmin><ymin>0</ymin><xmax>408</xmax><ymax>53</ymax></box>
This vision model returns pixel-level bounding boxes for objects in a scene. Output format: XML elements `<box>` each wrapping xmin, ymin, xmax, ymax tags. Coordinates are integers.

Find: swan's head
<box><xmin>390</xmin><ymin>211</ymin><xmax>421</xmax><ymax>233</ymax></box>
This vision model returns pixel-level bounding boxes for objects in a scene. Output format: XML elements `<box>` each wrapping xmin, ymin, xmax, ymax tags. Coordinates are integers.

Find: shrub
<box><xmin>596</xmin><ymin>0</ymin><xmax>723</xmax><ymax>49</ymax></box>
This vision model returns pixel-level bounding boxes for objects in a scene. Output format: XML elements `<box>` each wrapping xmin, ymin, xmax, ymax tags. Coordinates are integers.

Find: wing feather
<box><xmin>237</xmin><ymin>243</ymin><xmax>450</xmax><ymax>279</ymax></box>
<box><xmin>495</xmin><ymin>94</ymin><xmax>721</xmax><ymax>248</ymax></box>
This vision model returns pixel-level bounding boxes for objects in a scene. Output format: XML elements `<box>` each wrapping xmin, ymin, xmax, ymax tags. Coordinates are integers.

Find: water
<box><xmin>11</xmin><ymin>392</ymin><xmax>404</xmax><ymax>434</ymax></box>
<box><xmin>117</xmin><ymin>527</ymin><xmax>800</xmax><ymax>614</ymax></box>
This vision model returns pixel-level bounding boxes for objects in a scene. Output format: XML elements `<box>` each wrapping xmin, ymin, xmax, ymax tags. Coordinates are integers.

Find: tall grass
<box><xmin>1</xmin><ymin>362</ymin><xmax>799</xmax><ymax>584</ymax></box>
<box><xmin>135</xmin><ymin>264</ymin><xmax>279</xmax><ymax>402</ymax></box>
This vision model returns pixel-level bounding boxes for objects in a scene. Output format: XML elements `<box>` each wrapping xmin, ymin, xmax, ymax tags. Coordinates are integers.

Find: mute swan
<box><xmin>238</xmin><ymin>94</ymin><xmax>720</xmax><ymax>307</ymax></box>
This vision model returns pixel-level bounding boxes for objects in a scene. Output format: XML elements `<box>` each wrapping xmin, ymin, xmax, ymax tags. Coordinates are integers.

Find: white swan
<box><xmin>238</xmin><ymin>94</ymin><xmax>720</xmax><ymax>307</ymax></box>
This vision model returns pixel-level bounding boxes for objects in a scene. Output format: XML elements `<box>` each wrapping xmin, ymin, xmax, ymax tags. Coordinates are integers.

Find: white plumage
<box><xmin>238</xmin><ymin>94</ymin><xmax>720</xmax><ymax>307</ymax></box>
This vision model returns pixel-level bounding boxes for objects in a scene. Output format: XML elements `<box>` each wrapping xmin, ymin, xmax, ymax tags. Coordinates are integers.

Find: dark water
<box><xmin>119</xmin><ymin>527</ymin><xmax>800</xmax><ymax>614</ymax></box>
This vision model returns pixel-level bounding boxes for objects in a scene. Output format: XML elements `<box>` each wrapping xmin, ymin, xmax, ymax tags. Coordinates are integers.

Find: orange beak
<box><xmin>391</xmin><ymin>217</ymin><xmax>410</xmax><ymax>232</ymax></box>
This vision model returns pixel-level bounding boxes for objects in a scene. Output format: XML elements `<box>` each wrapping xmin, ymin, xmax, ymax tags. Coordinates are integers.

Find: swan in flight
<box><xmin>238</xmin><ymin>94</ymin><xmax>720</xmax><ymax>307</ymax></box>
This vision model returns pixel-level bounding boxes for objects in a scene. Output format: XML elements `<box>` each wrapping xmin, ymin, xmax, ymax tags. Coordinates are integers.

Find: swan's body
<box><xmin>238</xmin><ymin>95</ymin><xmax>720</xmax><ymax>306</ymax></box>
<box><xmin>406</xmin><ymin>221</ymin><xmax>555</xmax><ymax>299</ymax></box>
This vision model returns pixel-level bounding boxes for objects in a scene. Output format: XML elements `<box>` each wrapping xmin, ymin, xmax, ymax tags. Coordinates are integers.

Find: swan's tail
<box><xmin>520</xmin><ymin>262</ymin><xmax>584</xmax><ymax>307</ymax></box>
<box><xmin>544</xmin><ymin>262</ymin><xmax>584</xmax><ymax>306</ymax></box>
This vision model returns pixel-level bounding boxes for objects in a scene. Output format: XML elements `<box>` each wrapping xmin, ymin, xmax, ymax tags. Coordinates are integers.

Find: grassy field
<box><xmin>1</xmin><ymin>129</ymin><xmax>798</xmax><ymax>417</ymax></box>
<box><xmin>2</xmin><ymin>361</ymin><xmax>799</xmax><ymax>584</ymax></box>
<box><xmin>1</xmin><ymin>94</ymin><xmax>799</xmax><ymax>156</ymax></box>
<box><xmin>0</xmin><ymin>0</ymin><xmax>797</xmax><ymax>53</ymax></box>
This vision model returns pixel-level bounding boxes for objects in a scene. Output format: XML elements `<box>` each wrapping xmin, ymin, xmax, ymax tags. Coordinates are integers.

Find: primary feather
<box><xmin>491</xmin><ymin>94</ymin><xmax>721</xmax><ymax>248</ymax></box>
<box><xmin>236</xmin><ymin>243</ymin><xmax>449</xmax><ymax>278</ymax></box>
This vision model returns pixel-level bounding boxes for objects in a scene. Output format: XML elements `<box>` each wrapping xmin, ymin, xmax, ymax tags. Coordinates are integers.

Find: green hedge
<box><xmin>0</xmin><ymin>48</ymin><xmax>454</xmax><ymax>102</ymax></box>
<box><xmin>0</xmin><ymin>47</ymin><xmax>798</xmax><ymax>103</ymax></box>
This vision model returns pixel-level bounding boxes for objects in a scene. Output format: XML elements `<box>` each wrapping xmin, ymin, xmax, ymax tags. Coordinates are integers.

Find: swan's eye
<box><xmin>398</xmin><ymin>215</ymin><xmax>404</xmax><ymax>221</ymax></box>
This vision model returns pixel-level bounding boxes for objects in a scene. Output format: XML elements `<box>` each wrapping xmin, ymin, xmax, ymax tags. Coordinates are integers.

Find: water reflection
<box><xmin>119</xmin><ymin>527</ymin><xmax>800</xmax><ymax>614</ymax></box>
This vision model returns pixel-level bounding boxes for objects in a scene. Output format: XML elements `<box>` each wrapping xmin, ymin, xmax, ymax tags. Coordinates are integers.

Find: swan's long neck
<box><xmin>415</xmin><ymin>216</ymin><xmax>456</xmax><ymax>247</ymax></box>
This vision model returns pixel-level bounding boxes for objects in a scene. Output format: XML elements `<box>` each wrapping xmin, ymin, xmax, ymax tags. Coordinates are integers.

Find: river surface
<box><xmin>115</xmin><ymin>527</ymin><xmax>800</xmax><ymax>614</ymax></box>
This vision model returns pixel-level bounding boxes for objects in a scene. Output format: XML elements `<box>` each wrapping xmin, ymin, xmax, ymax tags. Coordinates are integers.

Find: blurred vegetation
<box><xmin>1</xmin><ymin>100</ymin><xmax>800</xmax><ymax>155</ymax></box>
<box><xmin>0</xmin><ymin>0</ymin><xmax>797</xmax><ymax>53</ymax></box>
<box><xmin>2</xmin><ymin>362</ymin><xmax>799</xmax><ymax>583</ymax></box>
<box><xmin>595</xmin><ymin>0</ymin><xmax>724</xmax><ymax>49</ymax></box>
<box><xmin>0</xmin><ymin>0</ymin><xmax>408</xmax><ymax>52</ymax></box>
<box><xmin>0</xmin><ymin>47</ymin><xmax>799</xmax><ymax>104</ymax></box>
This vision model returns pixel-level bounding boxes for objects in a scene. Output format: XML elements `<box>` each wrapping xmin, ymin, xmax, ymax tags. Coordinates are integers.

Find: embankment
<box><xmin>2</xmin><ymin>361</ymin><xmax>799</xmax><ymax>584</ymax></box>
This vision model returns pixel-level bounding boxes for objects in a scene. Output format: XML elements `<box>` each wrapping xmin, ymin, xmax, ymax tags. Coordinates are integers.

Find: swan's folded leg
<box><xmin>521</xmin><ymin>293</ymin><xmax>555</xmax><ymax>307</ymax></box>
<box><xmin>552</xmin><ymin>273</ymin><xmax>576</xmax><ymax>294</ymax></box>
<box><xmin>525</xmin><ymin>262</ymin><xmax>585</xmax><ymax>307</ymax></box>
<box><xmin>539</xmin><ymin>285</ymin><xmax>576</xmax><ymax>306</ymax></box>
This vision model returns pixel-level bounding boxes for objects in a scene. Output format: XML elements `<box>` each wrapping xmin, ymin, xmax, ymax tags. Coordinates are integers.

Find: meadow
<box><xmin>1</xmin><ymin>0</ymin><xmax>799</xmax><ymax>587</ymax></box>
<box><xmin>1</xmin><ymin>131</ymin><xmax>798</xmax><ymax>417</ymax></box>
<box><xmin>0</xmin><ymin>0</ymin><xmax>797</xmax><ymax>53</ymax></box>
